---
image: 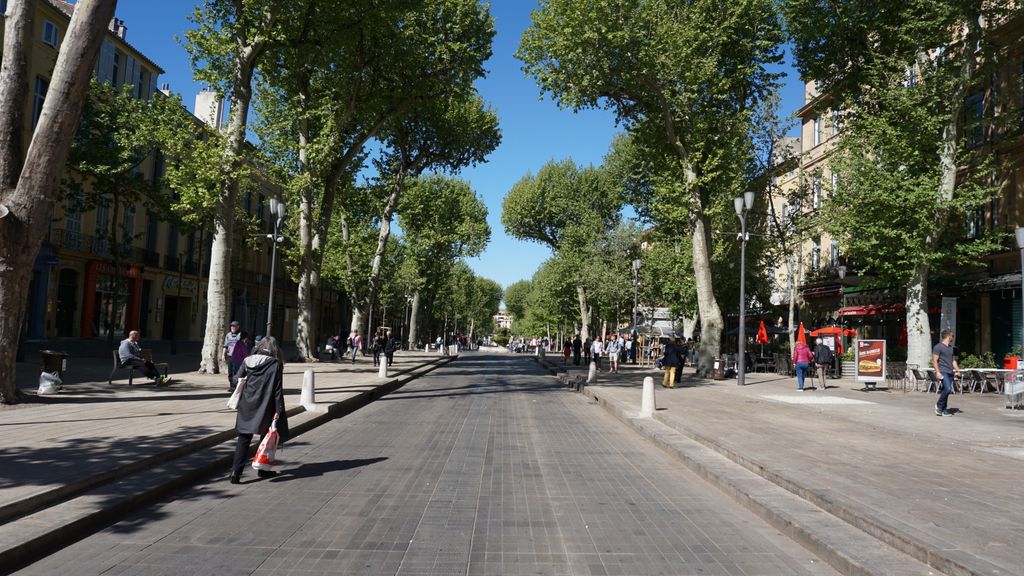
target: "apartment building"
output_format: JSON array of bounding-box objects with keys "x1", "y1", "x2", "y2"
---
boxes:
[
  {"x1": 775, "y1": 13, "x2": 1024, "y2": 358},
  {"x1": 5, "y1": 0, "x2": 342, "y2": 345},
  {"x1": 494, "y1": 309, "x2": 513, "y2": 330}
]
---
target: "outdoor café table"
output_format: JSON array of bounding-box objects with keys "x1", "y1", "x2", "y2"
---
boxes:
[
  {"x1": 935, "y1": 368, "x2": 1017, "y2": 394},
  {"x1": 973, "y1": 368, "x2": 1015, "y2": 394}
]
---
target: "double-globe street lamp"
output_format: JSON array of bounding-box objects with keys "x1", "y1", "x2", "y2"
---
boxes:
[
  {"x1": 264, "y1": 197, "x2": 286, "y2": 337},
  {"x1": 735, "y1": 191, "x2": 754, "y2": 386}
]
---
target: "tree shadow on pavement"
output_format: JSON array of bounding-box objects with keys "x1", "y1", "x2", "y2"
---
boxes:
[
  {"x1": 0, "y1": 424, "x2": 226, "y2": 492},
  {"x1": 269, "y1": 457, "x2": 388, "y2": 482}
]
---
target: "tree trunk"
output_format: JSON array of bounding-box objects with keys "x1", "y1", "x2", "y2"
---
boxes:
[
  {"x1": 108, "y1": 193, "x2": 121, "y2": 350},
  {"x1": 198, "y1": 35, "x2": 262, "y2": 373},
  {"x1": 363, "y1": 170, "x2": 406, "y2": 335},
  {"x1": 576, "y1": 284, "x2": 590, "y2": 341},
  {"x1": 905, "y1": 264, "x2": 931, "y2": 368},
  {"x1": 0, "y1": 0, "x2": 117, "y2": 404},
  {"x1": 349, "y1": 305, "x2": 364, "y2": 338},
  {"x1": 787, "y1": 254, "x2": 797, "y2": 352},
  {"x1": 407, "y1": 290, "x2": 420, "y2": 350},
  {"x1": 295, "y1": 102, "x2": 316, "y2": 362},
  {"x1": 199, "y1": 218, "x2": 233, "y2": 372},
  {"x1": 692, "y1": 212, "x2": 723, "y2": 376}
]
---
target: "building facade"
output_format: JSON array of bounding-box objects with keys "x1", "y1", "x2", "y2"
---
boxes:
[
  {"x1": 774, "y1": 14, "x2": 1024, "y2": 359},
  {"x1": 5, "y1": 0, "x2": 343, "y2": 346}
]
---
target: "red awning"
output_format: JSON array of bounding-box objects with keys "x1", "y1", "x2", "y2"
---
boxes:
[{"x1": 837, "y1": 304, "x2": 906, "y2": 317}]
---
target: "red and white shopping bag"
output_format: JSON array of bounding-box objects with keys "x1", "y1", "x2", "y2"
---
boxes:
[{"x1": 251, "y1": 417, "x2": 280, "y2": 470}]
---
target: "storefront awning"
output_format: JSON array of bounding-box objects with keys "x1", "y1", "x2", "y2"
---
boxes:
[
  {"x1": 958, "y1": 273, "x2": 1022, "y2": 292},
  {"x1": 837, "y1": 304, "x2": 906, "y2": 316}
]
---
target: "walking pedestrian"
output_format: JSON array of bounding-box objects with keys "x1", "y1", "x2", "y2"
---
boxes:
[
  {"x1": 229, "y1": 336, "x2": 290, "y2": 484},
  {"x1": 562, "y1": 339, "x2": 572, "y2": 364},
  {"x1": 385, "y1": 329, "x2": 397, "y2": 367},
  {"x1": 590, "y1": 336, "x2": 604, "y2": 371},
  {"x1": 572, "y1": 335, "x2": 582, "y2": 366},
  {"x1": 347, "y1": 332, "x2": 359, "y2": 364},
  {"x1": 223, "y1": 320, "x2": 243, "y2": 387},
  {"x1": 228, "y1": 331, "x2": 251, "y2": 391},
  {"x1": 583, "y1": 337, "x2": 592, "y2": 365},
  {"x1": 813, "y1": 337, "x2": 833, "y2": 390},
  {"x1": 662, "y1": 337, "x2": 680, "y2": 388},
  {"x1": 606, "y1": 336, "x2": 622, "y2": 373},
  {"x1": 792, "y1": 339, "x2": 813, "y2": 391},
  {"x1": 932, "y1": 330, "x2": 959, "y2": 416}
]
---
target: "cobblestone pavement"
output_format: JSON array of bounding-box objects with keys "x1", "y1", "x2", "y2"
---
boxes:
[
  {"x1": 553, "y1": 358, "x2": 1024, "y2": 576},
  {"x1": 14, "y1": 354, "x2": 837, "y2": 576}
]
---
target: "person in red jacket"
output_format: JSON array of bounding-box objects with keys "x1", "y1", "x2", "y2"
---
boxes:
[{"x1": 792, "y1": 340, "x2": 813, "y2": 391}]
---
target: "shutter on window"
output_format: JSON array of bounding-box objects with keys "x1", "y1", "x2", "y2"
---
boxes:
[{"x1": 97, "y1": 40, "x2": 114, "y2": 84}]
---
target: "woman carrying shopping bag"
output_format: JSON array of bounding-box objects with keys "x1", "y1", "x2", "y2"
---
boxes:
[{"x1": 229, "y1": 336, "x2": 290, "y2": 484}]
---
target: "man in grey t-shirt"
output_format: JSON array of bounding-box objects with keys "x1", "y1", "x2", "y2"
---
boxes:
[{"x1": 931, "y1": 329, "x2": 959, "y2": 417}]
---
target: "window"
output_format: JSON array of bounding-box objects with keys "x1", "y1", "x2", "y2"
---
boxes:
[
  {"x1": 112, "y1": 52, "x2": 120, "y2": 87},
  {"x1": 904, "y1": 63, "x2": 917, "y2": 87},
  {"x1": 31, "y1": 76, "x2": 48, "y2": 128},
  {"x1": 152, "y1": 150, "x2": 165, "y2": 184},
  {"x1": 813, "y1": 116, "x2": 822, "y2": 146},
  {"x1": 812, "y1": 173, "x2": 823, "y2": 209},
  {"x1": 964, "y1": 92, "x2": 985, "y2": 148},
  {"x1": 65, "y1": 186, "x2": 83, "y2": 250},
  {"x1": 146, "y1": 215, "x2": 158, "y2": 254},
  {"x1": 118, "y1": 202, "x2": 136, "y2": 254},
  {"x1": 94, "y1": 201, "x2": 110, "y2": 256},
  {"x1": 244, "y1": 191, "x2": 253, "y2": 214},
  {"x1": 831, "y1": 109, "x2": 842, "y2": 136},
  {"x1": 830, "y1": 241, "x2": 839, "y2": 266},
  {"x1": 966, "y1": 207, "x2": 984, "y2": 239},
  {"x1": 812, "y1": 238, "x2": 821, "y2": 270},
  {"x1": 42, "y1": 20, "x2": 58, "y2": 47},
  {"x1": 830, "y1": 171, "x2": 839, "y2": 196}
]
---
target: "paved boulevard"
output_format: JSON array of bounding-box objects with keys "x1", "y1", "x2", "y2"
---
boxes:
[{"x1": 16, "y1": 354, "x2": 836, "y2": 576}]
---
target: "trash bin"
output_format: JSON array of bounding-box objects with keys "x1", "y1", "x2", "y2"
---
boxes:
[
  {"x1": 41, "y1": 350, "x2": 70, "y2": 380},
  {"x1": 711, "y1": 358, "x2": 726, "y2": 380}
]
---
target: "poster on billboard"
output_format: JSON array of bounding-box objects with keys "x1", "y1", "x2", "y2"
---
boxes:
[{"x1": 856, "y1": 339, "x2": 886, "y2": 384}]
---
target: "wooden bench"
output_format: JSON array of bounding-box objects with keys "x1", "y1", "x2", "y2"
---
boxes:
[{"x1": 109, "y1": 349, "x2": 169, "y2": 385}]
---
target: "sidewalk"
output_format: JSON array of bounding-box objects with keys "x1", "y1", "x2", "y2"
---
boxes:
[
  {"x1": 0, "y1": 349, "x2": 455, "y2": 570},
  {"x1": 540, "y1": 356, "x2": 1024, "y2": 576}
]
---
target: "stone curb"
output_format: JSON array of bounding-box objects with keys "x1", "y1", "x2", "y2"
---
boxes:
[
  {"x1": 533, "y1": 357, "x2": 945, "y2": 576},
  {"x1": 0, "y1": 355, "x2": 456, "y2": 572}
]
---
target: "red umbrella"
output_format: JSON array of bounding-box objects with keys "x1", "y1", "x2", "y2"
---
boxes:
[
  {"x1": 756, "y1": 320, "x2": 769, "y2": 345},
  {"x1": 797, "y1": 322, "x2": 807, "y2": 345},
  {"x1": 810, "y1": 326, "x2": 857, "y2": 337}
]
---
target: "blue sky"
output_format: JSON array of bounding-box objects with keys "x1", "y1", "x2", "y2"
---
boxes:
[{"x1": 115, "y1": 2, "x2": 805, "y2": 289}]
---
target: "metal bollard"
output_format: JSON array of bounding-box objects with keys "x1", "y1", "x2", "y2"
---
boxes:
[
  {"x1": 588, "y1": 361, "x2": 597, "y2": 384},
  {"x1": 301, "y1": 369, "x2": 327, "y2": 413},
  {"x1": 639, "y1": 376, "x2": 656, "y2": 417},
  {"x1": 378, "y1": 360, "x2": 388, "y2": 378}
]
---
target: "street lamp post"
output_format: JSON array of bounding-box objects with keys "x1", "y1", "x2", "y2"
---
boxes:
[
  {"x1": 265, "y1": 197, "x2": 286, "y2": 338},
  {"x1": 1016, "y1": 227, "x2": 1024, "y2": 354},
  {"x1": 837, "y1": 265, "x2": 848, "y2": 372},
  {"x1": 735, "y1": 191, "x2": 754, "y2": 386},
  {"x1": 631, "y1": 258, "x2": 641, "y2": 329}
]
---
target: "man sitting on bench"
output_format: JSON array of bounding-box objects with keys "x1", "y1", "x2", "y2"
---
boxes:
[{"x1": 118, "y1": 330, "x2": 168, "y2": 385}]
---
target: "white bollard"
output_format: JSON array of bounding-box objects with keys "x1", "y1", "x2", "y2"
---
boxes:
[
  {"x1": 587, "y1": 361, "x2": 597, "y2": 384},
  {"x1": 301, "y1": 369, "x2": 327, "y2": 413},
  {"x1": 639, "y1": 376, "x2": 656, "y2": 418},
  {"x1": 378, "y1": 360, "x2": 388, "y2": 378}
]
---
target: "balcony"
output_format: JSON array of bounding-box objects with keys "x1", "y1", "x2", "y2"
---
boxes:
[{"x1": 163, "y1": 254, "x2": 179, "y2": 271}]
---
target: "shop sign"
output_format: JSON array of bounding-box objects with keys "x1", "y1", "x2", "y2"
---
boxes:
[
  {"x1": 92, "y1": 260, "x2": 142, "y2": 278},
  {"x1": 856, "y1": 339, "x2": 886, "y2": 382},
  {"x1": 164, "y1": 275, "x2": 197, "y2": 294}
]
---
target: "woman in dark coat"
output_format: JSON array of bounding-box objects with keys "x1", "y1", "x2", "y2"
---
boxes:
[{"x1": 230, "y1": 336, "x2": 290, "y2": 483}]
